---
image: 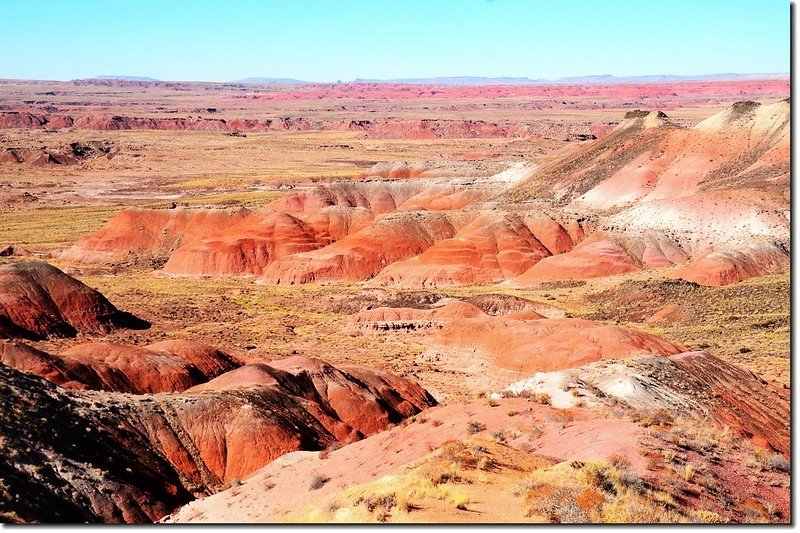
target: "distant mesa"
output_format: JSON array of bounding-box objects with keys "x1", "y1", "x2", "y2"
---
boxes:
[
  {"x1": 92, "y1": 75, "x2": 159, "y2": 82},
  {"x1": 231, "y1": 77, "x2": 308, "y2": 84},
  {"x1": 73, "y1": 72, "x2": 788, "y2": 86}
]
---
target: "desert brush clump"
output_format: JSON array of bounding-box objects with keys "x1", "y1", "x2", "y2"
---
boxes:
[
  {"x1": 519, "y1": 460, "x2": 690, "y2": 523},
  {"x1": 310, "y1": 474, "x2": 330, "y2": 490},
  {"x1": 467, "y1": 421, "x2": 486, "y2": 434},
  {"x1": 751, "y1": 447, "x2": 790, "y2": 473},
  {"x1": 449, "y1": 490, "x2": 470, "y2": 510}
]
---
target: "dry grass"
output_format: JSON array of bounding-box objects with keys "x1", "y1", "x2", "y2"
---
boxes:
[
  {"x1": 0, "y1": 205, "x2": 124, "y2": 251},
  {"x1": 520, "y1": 460, "x2": 689, "y2": 524},
  {"x1": 290, "y1": 438, "x2": 551, "y2": 523}
]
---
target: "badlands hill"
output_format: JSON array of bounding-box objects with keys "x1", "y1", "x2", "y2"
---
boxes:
[
  {"x1": 164, "y1": 349, "x2": 788, "y2": 523},
  {"x1": 0, "y1": 261, "x2": 148, "y2": 340},
  {"x1": 60, "y1": 100, "x2": 789, "y2": 289},
  {"x1": 0, "y1": 354, "x2": 435, "y2": 523}
]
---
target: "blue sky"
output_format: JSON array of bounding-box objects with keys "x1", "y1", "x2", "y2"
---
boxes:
[{"x1": 0, "y1": 0, "x2": 789, "y2": 81}]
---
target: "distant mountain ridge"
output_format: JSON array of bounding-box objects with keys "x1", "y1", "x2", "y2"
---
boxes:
[
  {"x1": 232, "y1": 77, "x2": 307, "y2": 84},
  {"x1": 79, "y1": 73, "x2": 788, "y2": 86},
  {"x1": 94, "y1": 75, "x2": 160, "y2": 82}
]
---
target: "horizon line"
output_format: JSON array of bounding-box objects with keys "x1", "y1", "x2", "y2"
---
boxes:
[{"x1": 0, "y1": 72, "x2": 789, "y2": 86}]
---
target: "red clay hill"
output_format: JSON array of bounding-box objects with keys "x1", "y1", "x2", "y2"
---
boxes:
[
  {"x1": 0, "y1": 354, "x2": 436, "y2": 523},
  {"x1": 59, "y1": 101, "x2": 789, "y2": 288},
  {"x1": 0, "y1": 260, "x2": 148, "y2": 340}
]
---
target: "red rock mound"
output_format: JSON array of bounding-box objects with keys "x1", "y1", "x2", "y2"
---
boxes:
[
  {"x1": 509, "y1": 100, "x2": 789, "y2": 207},
  {"x1": 141, "y1": 356, "x2": 436, "y2": 484},
  {"x1": 510, "y1": 234, "x2": 639, "y2": 286},
  {"x1": 0, "y1": 244, "x2": 32, "y2": 256},
  {"x1": 57, "y1": 340, "x2": 239, "y2": 394},
  {"x1": 144, "y1": 339, "x2": 240, "y2": 377},
  {"x1": 0, "y1": 340, "x2": 89, "y2": 390},
  {"x1": 0, "y1": 363, "x2": 196, "y2": 523},
  {"x1": 60, "y1": 209, "x2": 250, "y2": 264},
  {"x1": 463, "y1": 293, "x2": 560, "y2": 317},
  {"x1": 506, "y1": 309, "x2": 547, "y2": 320},
  {"x1": 261, "y1": 211, "x2": 463, "y2": 284},
  {"x1": 351, "y1": 301, "x2": 485, "y2": 332},
  {"x1": 161, "y1": 211, "x2": 323, "y2": 276},
  {"x1": 161, "y1": 207, "x2": 376, "y2": 277},
  {"x1": 499, "y1": 101, "x2": 789, "y2": 287},
  {"x1": 163, "y1": 397, "x2": 653, "y2": 523},
  {"x1": 268, "y1": 180, "x2": 484, "y2": 215},
  {"x1": 0, "y1": 356, "x2": 435, "y2": 523},
  {"x1": 372, "y1": 212, "x2": 582, "y2": 286},
  {"x1": 670, "y1": 351, "x2": 789, "y2": 456},
  {"x1": 0, "y1": 339, "x2": 237, "y2": 394},
  {"x1": 270, "y1": 355, "x2": 436, "y2": 436},
  {"x1": 353, "y1": 161, "x2": 428, "y2": 180},
  {"x1": 424, "y1": 316, "x2": 684, "y2": 375},
  {"x1": 669, "y1": 247, "x2": 789, "y2": 286},
  {"x1": 644, "y1": 303, "x2": 688, "y2": 324},
  {"x1": 62, "y1": 205, "x2": 377, "y2": 277},
  {"x1": 0, "y1": 260, "x2": 148, "y2": 340}
]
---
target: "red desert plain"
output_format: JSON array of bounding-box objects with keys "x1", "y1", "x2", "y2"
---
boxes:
[{"x1": 0, "y1": 74, "x2": 790, "y2": 523}]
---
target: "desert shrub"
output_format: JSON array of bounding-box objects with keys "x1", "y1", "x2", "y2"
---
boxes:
[
  {"x1": 310, "y1": 474, "x2": 330, "y2": 490},
  {"x1": 578, "y1": 462, "x2": 614, "y2": 493},
  {"x1": 477, "y1": 456, "x2": 493, "y2": 471},
  {"x1": 324, "y1": 500, "x2": 340, "y2": 513},
  {"x1": 440, "y1": 441, "x2": 477, "y2": 469},
  {"x1": 576, "y1": 487, "x2": 605, "y2": 514},
  {"x1": 529, "y1": 487, "x2": 589, "y2": 523},
  {"x1": 609, "y1": 454, "x2": 631, "y2": 470},
  {"x1": 450, "y1": 490, "x2": 470, "y2": 510},
  {"x1": 683, "y1": 464, "x2": 696, "y2": 482},
  {"x1": 363, "y1": 493, "x2": 396, "y2": 513},
  {"x1": 467, "y1": 421, "x2": 486, "y2": 434},
  {"x1": 419, "y1": 461, "x2": 463, "y2": 486},
  {"x1": 514, "y1": 479, "x2": 541, "y2": 497},
  {"x1": 661, "y1": 449, "x2": 677, "y2": 463},
  {"x1": 645, "y1": 455, "x2": 662, "y2": 471},
  {"x1": 693, "y1": 509, "x2": 724, "y2": 523},
  {"x1": 471, "y1": 444, "x2": 489, "y2": 455},
  {"x1": 221, "y1": 478, "x2": 242, "y2": 490},
  {"x1": 578, "y1": 461, "x2": 643, "y2": 496},
  {"x1": 491, "y1": 430, "x2": 507, "y2": 444},
  {"x1": 754, "y1": 449, "x2": 790, "y2": 473},
  {"x1": 533, "y1": 392, "x2": 552, "y2": 405},
  {"x1": 396, "y1": 491, "x2": 415, "y2": 512}
]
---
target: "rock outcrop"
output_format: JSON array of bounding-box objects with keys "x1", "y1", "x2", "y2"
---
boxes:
[
  {"x1": 421, "y1": 316, "x2": 685, "y2": 380},
  {"x1": 0, "y1": 261, "x2": 148, "y2": 340},
  {"x1": 351, "y1": 301, "x2": 486, "y2": 332},
  {"x1": 0, "y1": 356, "x2": 436, "y2": 523}
]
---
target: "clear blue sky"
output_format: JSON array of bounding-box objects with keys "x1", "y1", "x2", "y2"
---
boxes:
[{"x1": 0, "y1": 0, "x2": 789, "y2": 82}]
